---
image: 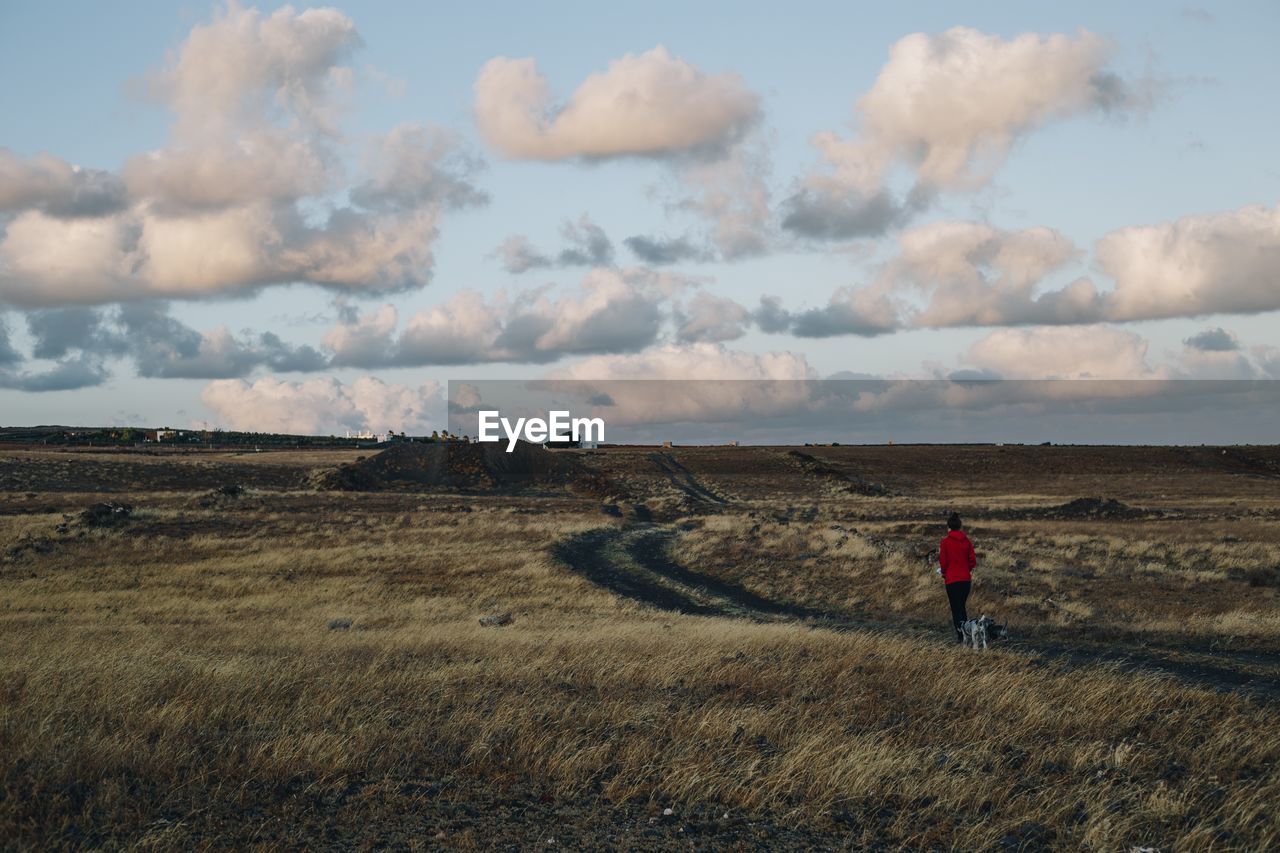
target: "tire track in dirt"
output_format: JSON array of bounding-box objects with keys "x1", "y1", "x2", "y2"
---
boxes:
[
  {"x1": 554, "y1": 524, "x2": 1280, "y2": 702},
  {"x1": 648, "y1": 453, "x2": 728, "y2": 506},
  {"x1": 553, "y1": 527, "x2": 723, "y2": 616}
]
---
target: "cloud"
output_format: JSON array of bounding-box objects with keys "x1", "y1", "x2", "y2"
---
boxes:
[
  {"x1": 623, "y1": 137, "x2": 778, "y2": 263},
  {"x1": 853, "y1": 27, "x2": 1143, "y2": 190},
  {"x1": 122, "y1": 2, "x2": 360, "y2": 212},
  {"x1": 623, "y1": 234, "x2": 712, "y2": 265},
  {"x1": 960, "y1": 325, "x2": 1153, "y2": 379},
  {"x1": 474, "y1": 46, "x2": 760, "y2": 161},
  {"x1": 0, "y1": 355, "x2": 111, "y2": 393},
  {"x1": 673, "y1": 292, "x2": 750, "y2": 343},
  {"x1": 784, "y1": 27, "x2": 1148, "y2": 240},
  {"x1": 458, "y1": 370, "x2": 1280, "y2": 444},
  {"x1": 759, "y1": 202, "x2": 1280, "y2": 337},
  {"x1": 450, "y1": 327, "x2": 1280, "y2": 442},
  {"x1": 201, "y1": 375, "x2": 443, "y2": 434},
  {"x1": 779, "y1": 186, "x2": 913, "y2": 241},
  {"x1": 891, "y1": 221, "x2": 1083, "y2": 326},
  {"x1": 0, "y1": 315, "x2": 24, "y2": 366},
  {"x1": 865, "y1": 204, "x2": 1280, "y2": 330},
  {"x1": 752, "y1": 296, "x2": 793, "y2": 333},
  {"x1": 325, "y1": 268, "x2": 675, "y2": 367},
  {"x1": 0, "y1": 149, "x2": 128, "y2": 218},
  {"x1": 539, "y1": 343, "x2": 817, "y2": 429},
  {"x1": 1095, "y1": 204, "x2": 1280, "y2": 320},
  {"x1": 494, "y1": 215, "x2": 614, "y2": 273},
  {"x1": 349, "y1": 124, "x2": 489, "y2": 213},
  {"x1": 671, "y1": 143, "x2": 775, "y2": 259},
  {"x1": 118, "y1": 304, "x2": 327, "y2": 378},
  {"x1": 0, "y1": 313, "x2": 111, "y2": 392},
  {"x1": 1184, "y1": 327, "x2": 1239, "y2": 352},
  {"x1": 1171, "y1": 326, "x2": 1275, "y2": 379},
  {"x1": 1251, "y1": 346, "x2": 1280, "y2": 379},
  {"x1": 779, "y1": 287, "x2": 902, "y2": 338},
  {"x1": 25, "y1": 306, "x2": 128, "y2": 361},
  {"x1": 956, "y1": 323, "x2": 1280, "y2": 382},
  {"x1": 18, "y1": 303, "x2": 325, "y2": 382},
  {"x1": 552, "y1": 341, "x2": 813, "y2": 381},
  {"x1": 0, "y1": 5, "x2": 485, "y2": 307}
]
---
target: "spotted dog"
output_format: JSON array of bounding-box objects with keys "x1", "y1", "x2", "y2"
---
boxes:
[{"x1": 959, "y1": 615, "x2": 1007, "y2": 650}]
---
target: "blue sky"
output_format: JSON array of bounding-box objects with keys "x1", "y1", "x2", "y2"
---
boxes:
[{"x1": 0, "y1": 1, "x2": 1277, "y2": 434}]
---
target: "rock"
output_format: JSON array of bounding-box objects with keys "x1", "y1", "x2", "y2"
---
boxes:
[
  {"x1": 327, "y1": 618, "x2": 352, "y2": 630},
  {"x1": 80, "y1": 502, "x2": 133, "y2": 527},
  {"x1": 479, "y1": 612, "x2": 514, "y2": 627},
  {"x1": 663, "y1": 807, "x2": 675, "y2": 817}
]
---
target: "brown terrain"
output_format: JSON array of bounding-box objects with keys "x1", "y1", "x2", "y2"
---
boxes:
[{"x1": 2, "y1": 441, "x2": 1278, "y2": 849}]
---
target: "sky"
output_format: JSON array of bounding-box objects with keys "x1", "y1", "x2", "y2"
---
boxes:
[{"x1": 0, "y1": 1, "x2": 1277, "y2": 438}]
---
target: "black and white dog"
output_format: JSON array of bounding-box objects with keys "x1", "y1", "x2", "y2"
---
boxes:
[{"x1": 959, "y1": 615, "x2": 1008, "y2": 650}]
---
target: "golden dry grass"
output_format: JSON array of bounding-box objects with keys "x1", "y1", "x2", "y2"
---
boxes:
[{"x1": 2, "y1": 446, "x2": 1279, "y2": 849}]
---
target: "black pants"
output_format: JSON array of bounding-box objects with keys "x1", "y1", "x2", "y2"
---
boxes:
[{"x1": 945, "y1": 581, "x2": 971, "y2": 639}]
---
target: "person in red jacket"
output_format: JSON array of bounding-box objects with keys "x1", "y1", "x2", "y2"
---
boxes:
[{"x1": 938, "y1": 512, "x2": 977, "y2": 643}]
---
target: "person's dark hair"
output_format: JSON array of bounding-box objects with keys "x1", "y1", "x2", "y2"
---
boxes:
[{"x1": 947, "y1": 512, "x2": 963, "y2": 531}]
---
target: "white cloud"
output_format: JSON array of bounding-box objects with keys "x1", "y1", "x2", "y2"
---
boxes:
[
  {"x1": 474, "y1": 46, "x2": 760, "y2": 160},
  {"x1": 123, "y1": 127, "x2": 333, "y2": 213},
  {"x1": 0, "y1": 5, "x2": 484, "y2": 307},
  {"x1": 536, "y1": 343, "x2": 816, "y2": 429},
  {"x1": 124, "y1": 3, "x2": 359, "y2": 211},
  {"x1": 553, "y1": 341, "x2": 813, "y2": 381},
  {"x1": 961, "y1": 325, "x2": 1152, "y2": 379},
  {"x1": 397, "y1": 291, "x2": 507, "y2": 365},
  {"x1": 894, "y1": 221, "x2": 1082, "y2": 326},
  {"x1": 201, "y1": 375, "x2": 443, "y2": 434},
  {"x1": 784, "y1": 286, "x2": 902, "y2": 338},
  {"x1": 672, "y1": 142, "x2": 774, "y2": 259},
  {"x1": 493, "y1": 215, "x2": 614, "y2": 273},
  {"x1": 1096, "y1": 204, "x2": 1280, "y2": 320},
  {"x1": 852, "y1": 28, "x2": 1137, "y2": 190},
  {"x1": 784, "y1": 27, "x2": 1146, "y2": 239},
  {"x1": 324, "y1": 268, "x2": 675, "y2": 367},
  {"x1": 320, "y1": 303, "x2": 399, "y2": 366},
  {"x1": 0, "y1": 149, "x2": 127, "y2": 217},
  {"x1": 674, "y1": 292, "x2": 751, "y2": 343},
  {"x1": 765, "y1": 202, "x2": 1280, "y2": 335}
]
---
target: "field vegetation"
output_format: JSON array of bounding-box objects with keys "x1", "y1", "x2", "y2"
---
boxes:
[{"x1": 2, "y1": 443, "x2": 1278, "y2": 848}]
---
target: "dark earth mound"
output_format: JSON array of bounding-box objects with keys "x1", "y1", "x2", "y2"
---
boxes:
[
  {"x1": 787, "y1": 450, "x2": 892, "y2": 496},
  {"x1": 1001, "y1": 496, "x2": 1154, "y2": 521},
  {"x1": 312, "y1": 441, "x2": 620, "y2": 497},
  {"x1": 80, "y1": 501, "x2": 134, "y2": 527}
]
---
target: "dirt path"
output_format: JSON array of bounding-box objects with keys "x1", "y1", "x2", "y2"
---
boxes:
[
  {"x1": 554, "y1": 523, "x2": 1280, "y2": 702},
  {"x1": 648, "y1": 453, "x2": 728, "y2": 505},
  {"x1": 556, "y1": 525, "x2": 828, "y2": 620}
]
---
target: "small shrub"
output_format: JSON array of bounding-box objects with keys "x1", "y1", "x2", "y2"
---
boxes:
[{"x1": 1243, "y1": 565, "x2": 1280, "y2": 588}]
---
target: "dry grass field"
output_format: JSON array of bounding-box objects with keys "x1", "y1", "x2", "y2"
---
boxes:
[{"x1": 2, "y1": 443, "x2": 1278, "y2": 849}]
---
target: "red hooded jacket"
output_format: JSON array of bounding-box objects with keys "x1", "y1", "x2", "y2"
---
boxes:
[{"x1": 939, "y1": 530, "x2": 976, "y2": 584}]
